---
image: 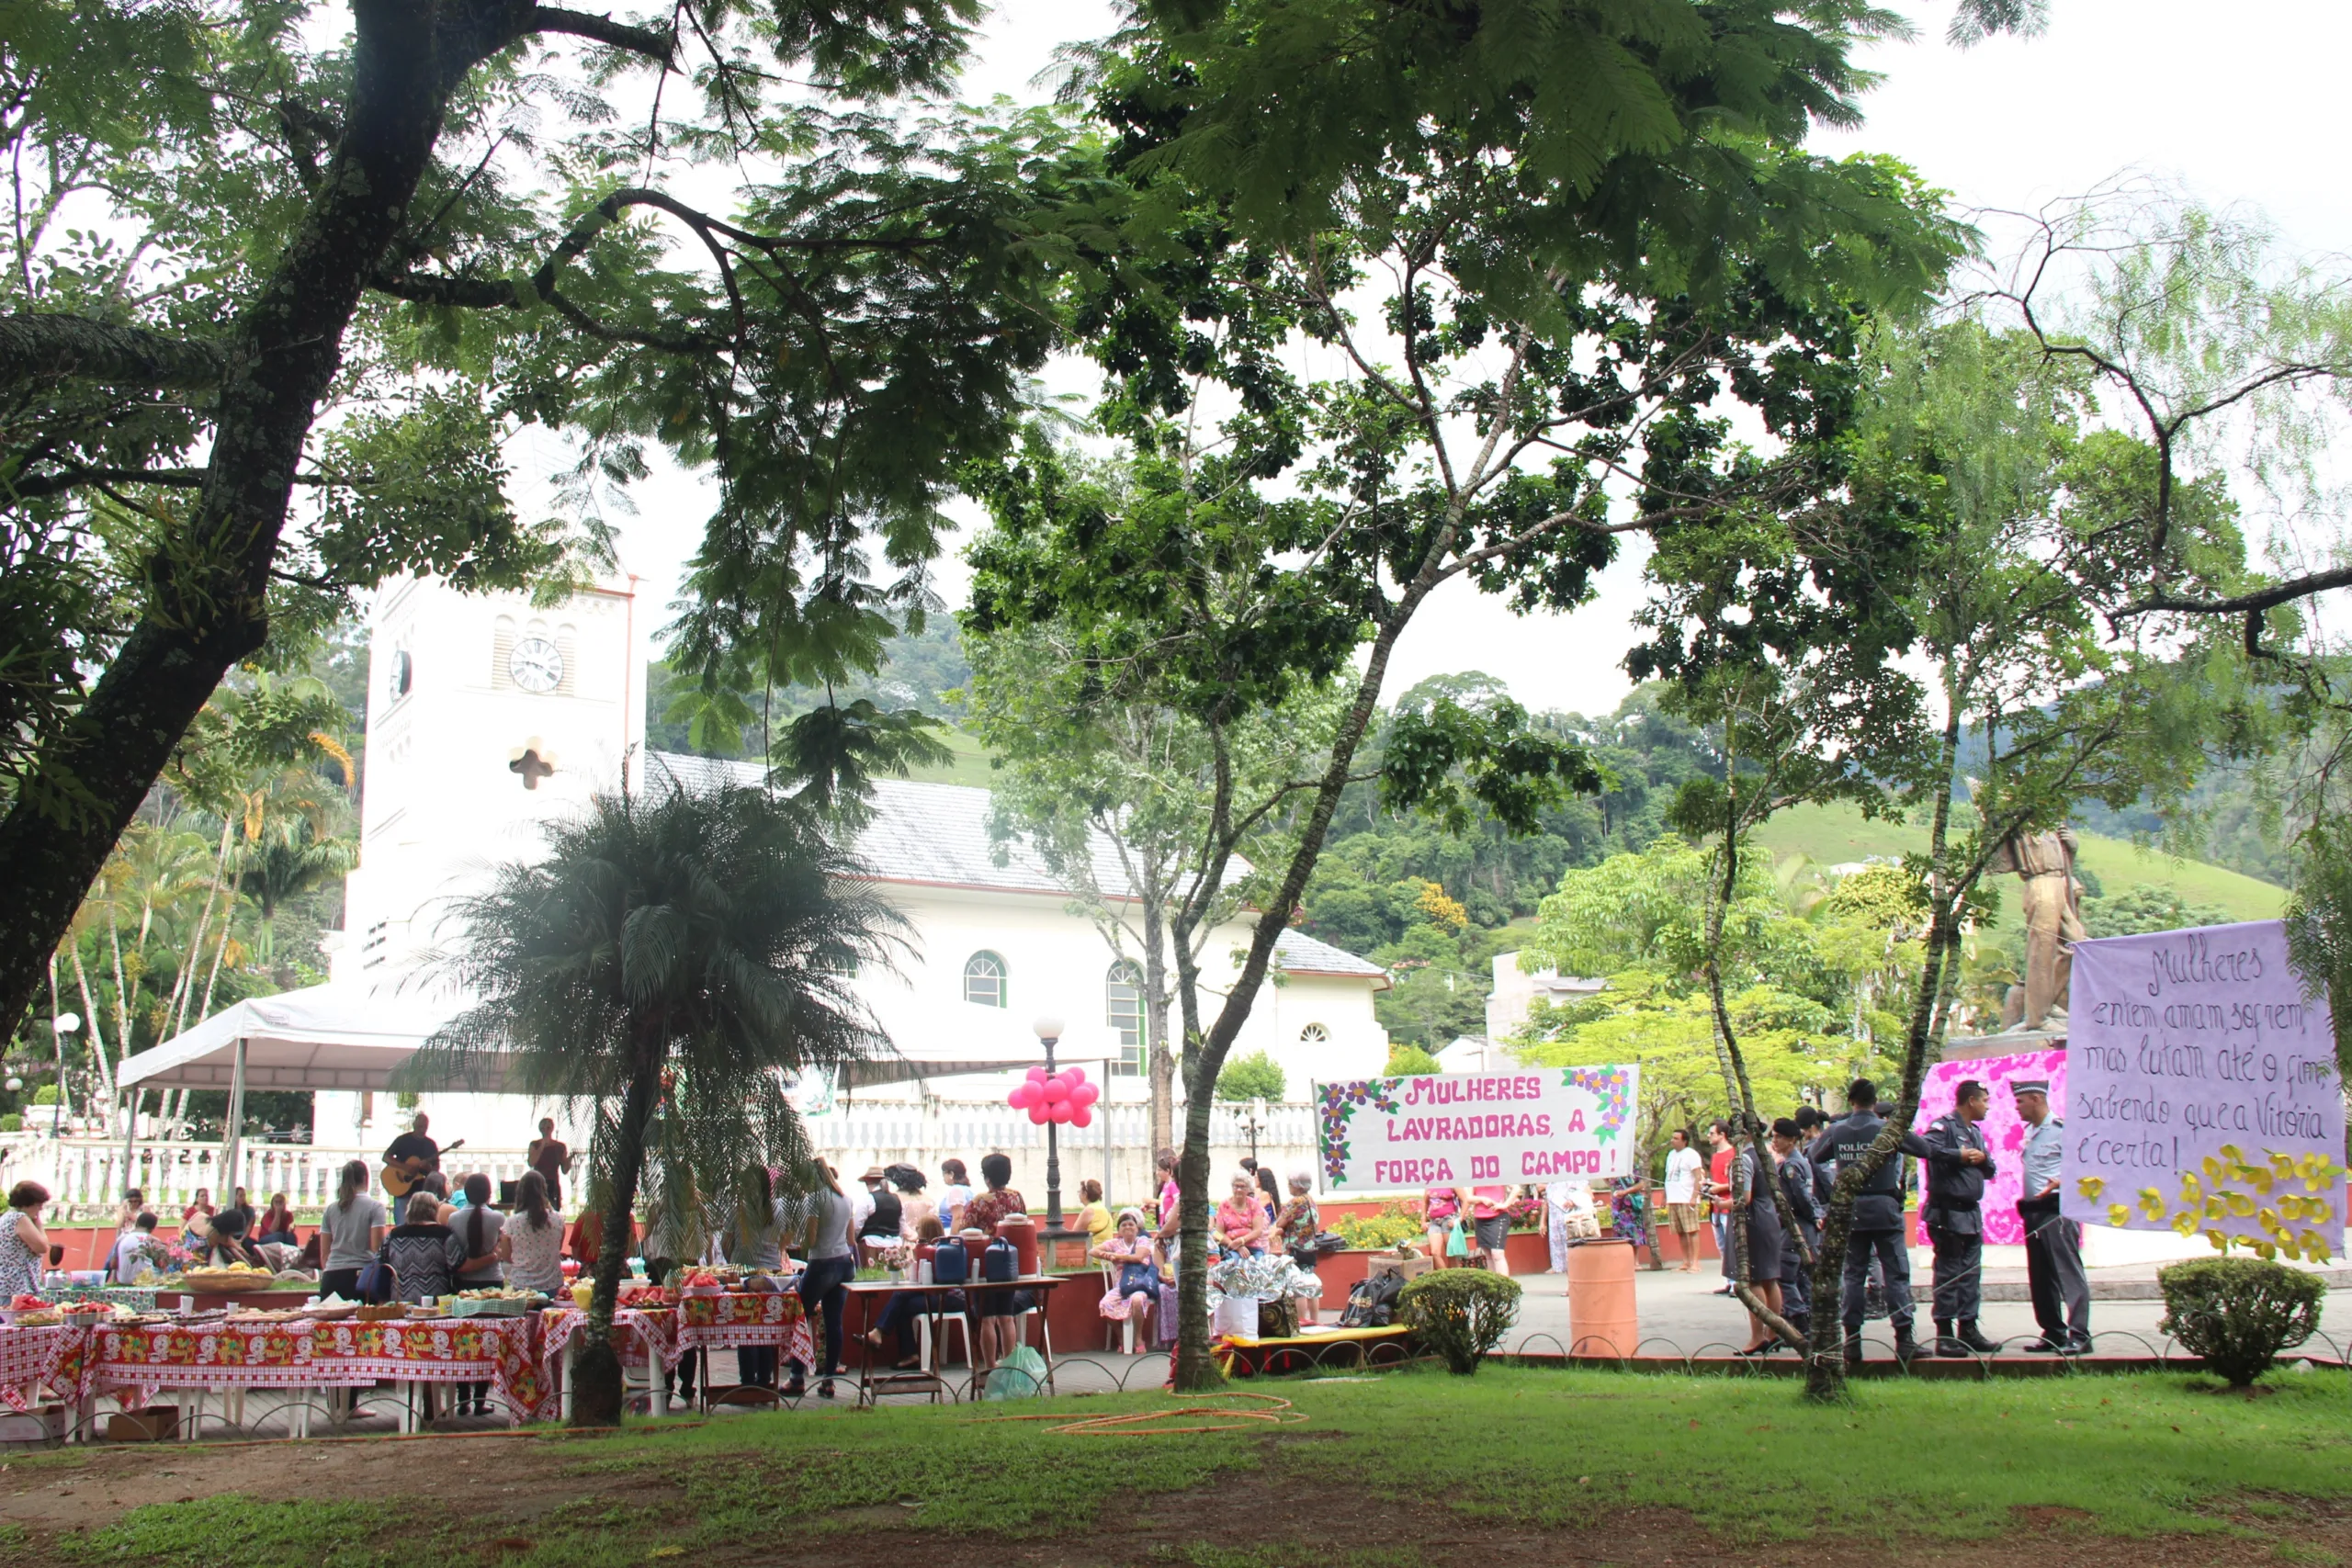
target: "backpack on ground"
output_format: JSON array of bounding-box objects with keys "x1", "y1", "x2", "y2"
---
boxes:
[{"x1": 1339, "y1": 1269, "x2": 1405, "y2": 1328}]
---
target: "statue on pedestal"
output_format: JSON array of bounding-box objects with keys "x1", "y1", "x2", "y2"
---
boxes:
[{"x1": 1993, "y1": 827, "x2": 2085, "y2": 1032}]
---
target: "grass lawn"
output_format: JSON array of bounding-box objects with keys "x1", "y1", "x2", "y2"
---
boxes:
[
  {"x1": 15, "y1": 1367, "x2": 2352, "y2": 1568},
  {"x1": 1752, "y1": 801, "x2": 2287, "y2": 926}
]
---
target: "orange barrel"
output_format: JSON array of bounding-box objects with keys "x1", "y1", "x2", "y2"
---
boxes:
[
  {"x1": 1566, "y1": 1238, "x2": 1638, "y2": 1358},
  {"x1": 996, "y1": 1213, "x2": 1039, "y2": 1276}
]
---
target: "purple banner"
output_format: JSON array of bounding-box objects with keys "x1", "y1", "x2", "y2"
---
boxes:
[
  {"x1": 2063, "y1": 919, "x2": 2345, "y2": 1261},
  {"x1": 1912, "y1": 1048, "x2": 2066, "y2": 1245}
]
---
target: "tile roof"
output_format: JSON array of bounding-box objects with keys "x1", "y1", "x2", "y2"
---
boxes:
[{"x1": 644, "y1": 751, "x2": 1385, "y2": 982}]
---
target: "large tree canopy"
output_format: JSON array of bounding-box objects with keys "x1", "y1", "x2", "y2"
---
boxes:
[
  {"x1": 967, "y1": 0, "x2": 1968, "y2": 1388},
  {"x1": 0, "y1": 0, "x2": 1104, "y2": 1033}
]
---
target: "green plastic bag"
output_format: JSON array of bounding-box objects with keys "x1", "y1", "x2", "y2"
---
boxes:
[
  {"x1": 983, "y1": 1344, "x2": 1050, "y2": 1401},
  {"x1": 1446, "y1": 1218, "x2": 1470, "y2": 1258}
]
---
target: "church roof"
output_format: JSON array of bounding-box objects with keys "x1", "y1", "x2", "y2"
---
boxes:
[{"x1": 643, "y1": 750, "x2": 1385, "y2": 982}]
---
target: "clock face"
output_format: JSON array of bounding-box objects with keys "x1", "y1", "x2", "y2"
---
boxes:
[
  {"x1": 388, "y1": 649, "x2": 413, "y2": 701},
  {"x1": 509, "y1": 637, "x2": 564, "y2": 694}
]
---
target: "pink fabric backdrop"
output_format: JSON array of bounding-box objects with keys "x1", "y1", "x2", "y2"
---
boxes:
[{"x1": 1911, "y1": 1048, "x2": 2067, "y2": 1245}]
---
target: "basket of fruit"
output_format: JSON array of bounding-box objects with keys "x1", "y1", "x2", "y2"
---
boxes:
[{"x1": 182, "y1": 1263, "x2": 276, "y2": 1292}]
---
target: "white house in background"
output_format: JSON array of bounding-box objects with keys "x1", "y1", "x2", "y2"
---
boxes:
[
  {"x1": 1484, "y1": 951, "x2": 1605, "y2": 1045},
  {"x1": 318, "y1": 573, "x2": 1390, "y2": 1153},
  {"x1": 1435, "y1": 1034, "x2": 1512, "y2": 1074}
]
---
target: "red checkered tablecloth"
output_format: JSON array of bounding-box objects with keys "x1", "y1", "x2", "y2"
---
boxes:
[
  {"x1": 0, "y1": 1324, "x2": 93, "y2": 1412},
  {"x1": 88, "y1": 1316, "x2": 556, "y2": 1423},
  {"x1": 677, "y1": 1290, "x2": 809, "y2": 1359},
  {"x1": 538, "y1": 1305, "x2": 680, "y2": 1368},
  {"x1": 542, "y1": 1293, "x2": 810, "y2": 1371}
]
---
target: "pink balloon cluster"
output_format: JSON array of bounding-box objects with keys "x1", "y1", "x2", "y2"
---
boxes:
[{"x1": 1008, "y1": 1064, "x2": 1100, "y2": 1128}]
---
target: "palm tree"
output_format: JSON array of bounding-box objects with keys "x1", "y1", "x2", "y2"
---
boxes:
[
  {"x1": 234, "y1": 800, "x2": 357, "y2": 964},
  {"x1": 406, "y1": 773, "x2": 903, "y2": 1425}
]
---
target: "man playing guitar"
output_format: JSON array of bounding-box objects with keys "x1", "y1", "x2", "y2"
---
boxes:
[{"x1": 381, "y1": 1113, "x2": 462, "y2": 1221}]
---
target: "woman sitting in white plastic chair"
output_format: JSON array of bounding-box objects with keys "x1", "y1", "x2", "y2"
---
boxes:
[{"x1": 1091, "y1": 1209, "x2": 1160, "y2": 1347}]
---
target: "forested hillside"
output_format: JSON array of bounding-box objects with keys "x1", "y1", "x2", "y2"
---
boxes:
[{"x1": 639, "y1": 642, "x2": 2281, "y2": 1055}]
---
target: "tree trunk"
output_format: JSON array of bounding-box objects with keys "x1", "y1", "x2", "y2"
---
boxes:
[
  {"x1": 70, "y1": 944, "x2": 115, "y2": 1109},
  {"x1": 573, "y1": 1048, "x2": 665, "y2": 1426},
  {"x1": 1143, "y1": 897, "x2": 1175, "y2": 1156},
  {"x1": 1162, "y1": 607, "x2": 1419, "y2": 1388},
  {"x1": 1170, "y1": 1051, "x2": 1224, "y2": 1392},
  {"x1": 0, "y1": 0, "x2": 508, "y2": 1039},
  {"x1": 1802, "y1": 707, "x2": 1966, "y2": 1401},
  {"x1": 168, "y1": 820, "x2": 235, "y2": 1040}
]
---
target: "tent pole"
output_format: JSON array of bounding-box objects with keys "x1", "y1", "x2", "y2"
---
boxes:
[
  {"x1": 120, "y1": 1088, "x2": 137, "y2": 1209},
  {"x1": 221, "y1": 1040, "x2": 248, "y2": 1207}
]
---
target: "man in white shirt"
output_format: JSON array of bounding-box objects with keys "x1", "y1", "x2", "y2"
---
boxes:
[
  {"x1": 1661, "y1": 1128, "x2": 1705, "y2": 1272},
  {"x1": 2012, "y1": 1078, "x2": 2090, "y2": 1353},
  {"x1": 107, "y1": 1213, "x2": 162, "y2": 1284}
]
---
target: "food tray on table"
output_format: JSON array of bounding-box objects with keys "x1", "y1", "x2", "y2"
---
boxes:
[
  {"x1": 447, "y1": 1295, "x2": 538, "y2": 1318},
  {"x1": 180, "y1": 1268, "x2": 275, "y2": 1292},
  {"x1": 356, "y1": 1303, "x2": 407, "y2": 1322}
]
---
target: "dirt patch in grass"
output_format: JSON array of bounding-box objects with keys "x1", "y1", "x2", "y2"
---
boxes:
[
  {"x1": 6, "y1": 1427, "x2": 2352, "y2": 1568},
  {"x1": 0, "y1": 1429, "x2": 638, "y2": 1529}
]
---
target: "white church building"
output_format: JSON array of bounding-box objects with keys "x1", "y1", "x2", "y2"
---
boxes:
[{"x1": 316, "y1": 572, "x2": 1389, "y2": 1195}]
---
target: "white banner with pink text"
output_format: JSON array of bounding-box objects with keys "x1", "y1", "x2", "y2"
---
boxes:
[{"x1": 1312, "y1": 1066, "x2": 1638, "y2": 1191}]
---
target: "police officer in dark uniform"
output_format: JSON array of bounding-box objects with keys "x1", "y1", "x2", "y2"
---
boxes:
[
  {"x1": 1808, "y1": 1077, "x2": 1932, "y2": 1365},
  {"x1": 1920, "y1": 1077, "x2": 1999, "y2": 1356},
  {"x1": 1770, "y1": 1117, "x2": 1822, "y2": 1337}
]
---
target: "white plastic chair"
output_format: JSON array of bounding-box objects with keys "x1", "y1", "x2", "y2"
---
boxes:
[
  {"x1": 914, "y1": 1305, "x2": 970, "y2": 1371},
  {"x1": 1101, "y1": 1263, "x2": 1136, "y2": 1353}
]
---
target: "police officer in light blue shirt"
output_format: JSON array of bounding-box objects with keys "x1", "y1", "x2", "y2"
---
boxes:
[{"x1": 2012, "y1": 1078, "x2": 2090, "y2": 1353}]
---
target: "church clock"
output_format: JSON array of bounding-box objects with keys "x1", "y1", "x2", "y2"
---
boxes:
[{"x1": 508, "y1": 636, "x2": 564, "y2": 693}]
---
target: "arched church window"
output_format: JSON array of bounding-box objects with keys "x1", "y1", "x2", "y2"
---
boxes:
[
  {"x1": 1298, "y1": 1022, "x2": 1330, "y2": 1043},
  {"x1": 963, "y1": 951, "x2": 1007, "y2": 1009},
  {"x1": 1107, "y1": 961, "x2": 1144, "y2": 1077}
]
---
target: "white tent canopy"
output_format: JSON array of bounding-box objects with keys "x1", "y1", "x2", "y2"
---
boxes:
[{"x1": 119, "y1": 982, "x2": 481, "y2": 1094}]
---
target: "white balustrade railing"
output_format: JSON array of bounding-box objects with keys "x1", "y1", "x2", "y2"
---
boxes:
[{"x1": 0, "y1": 1098, "x2": 1326, "y2": 1221}]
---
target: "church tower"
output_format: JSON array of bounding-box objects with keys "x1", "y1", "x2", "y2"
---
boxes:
[{"x1": 331, "y1": 571, "x2": 649, "y2": 987}]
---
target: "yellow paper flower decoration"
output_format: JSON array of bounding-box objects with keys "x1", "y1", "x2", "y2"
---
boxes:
[
  {"x1": 2076, "y1": 1176, "x2": 2107, "y2": 1201},
  {"x1": 2107, "y1": 1203, "x2": 2132, "y2": 1227}
]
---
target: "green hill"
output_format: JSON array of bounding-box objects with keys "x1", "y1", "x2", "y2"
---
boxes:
[
  {"x1": 1751, "y1": 801, "x2": 2285, "y2": 928},
  {"x1": 904, "y1": 724, "x2": 998, "y2": 788}
]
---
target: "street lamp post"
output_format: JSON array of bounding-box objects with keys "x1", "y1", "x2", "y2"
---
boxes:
[
  {"x1": 1033, "y1": 1013, "x2": 1065, "y2": 1228},
  {"x1": 50, "y1": 1012, "x2": 78, "y2": 1138}
]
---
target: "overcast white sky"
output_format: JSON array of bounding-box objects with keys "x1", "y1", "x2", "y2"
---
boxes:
[{"x1": 587, "y1": 0, "x2": 2352, "y2": 717}]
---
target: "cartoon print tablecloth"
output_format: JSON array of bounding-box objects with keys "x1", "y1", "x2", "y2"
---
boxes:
[{"x1": 85, "y1": 1315, "x2": 555, "y2": 1422}]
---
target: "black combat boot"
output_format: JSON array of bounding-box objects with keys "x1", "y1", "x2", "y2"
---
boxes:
[
  {"x1": 1959, "y1": 1320, "x2": 2000, "y2": 1354},
  {"x1": 1894, "y1": 1325, "x2": 1920, "y2": 1364},
  {"x1": 1930, "y1": 1319, "x2": 1968, "y2": 1358}
]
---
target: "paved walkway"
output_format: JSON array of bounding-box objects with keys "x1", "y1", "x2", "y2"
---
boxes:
[{"x1": 1498, "y1": 1254, "x2": 2352, "y2": 1359}]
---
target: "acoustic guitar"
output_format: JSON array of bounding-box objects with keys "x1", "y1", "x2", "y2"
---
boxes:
[{"x1": 380, "y1": 1138, "x2": 465, "y2": 1198}]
